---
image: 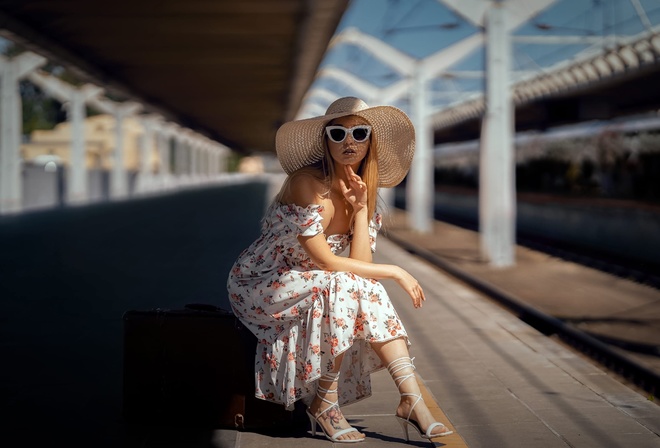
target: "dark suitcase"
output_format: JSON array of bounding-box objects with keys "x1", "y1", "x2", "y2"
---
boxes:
[{"x1": 122, "y1": 304, "x2": 303, "y2": 430}]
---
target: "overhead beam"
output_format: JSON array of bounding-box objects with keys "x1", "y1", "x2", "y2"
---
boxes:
[
  {"x1": 328, "y1": 27, "x2": 417, "y2": 76},
  {"x1": 512, "y1": 35, "x2": 609, "y2": 45}
]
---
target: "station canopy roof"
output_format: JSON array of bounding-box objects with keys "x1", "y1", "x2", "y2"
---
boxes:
[
  {"x1": 0, "y1": 0, "x2": 349, "y2": 153},
  {"x1": 302, "y1": 0, "x2": 660, "y2": 142}
]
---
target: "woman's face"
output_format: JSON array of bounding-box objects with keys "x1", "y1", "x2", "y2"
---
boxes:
[{"x1": 325, "y1": 115, "x2": 371, "y2": 170}]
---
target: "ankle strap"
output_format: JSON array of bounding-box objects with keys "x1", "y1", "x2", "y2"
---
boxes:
[
  {"x1": 317, "y1": 371, "x2": 340, "y2": 395},
  {"x1": 387, "y1": 356, "x2": 416, "y2": 390},
  {"x1": 319, "y1": 371, "x2": 339, "y2": 383},
  {"x1": 317, "y1": 385, "x2": 337, "y2": 394},
  {"x1": 315, "y1": 371, "x2": 341, "y2": 415}
]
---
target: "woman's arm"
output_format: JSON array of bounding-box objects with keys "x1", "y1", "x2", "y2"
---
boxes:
[
  {"x1": 298, "y1": 232, "x2": 426, "y2": 308},
  {"x1": 284, "y1": 169, "x2": 426, "y2": 307},
  {"x1": 341, "y1": 165, "x2": 372, "y2": 262},
  {"x1": 348, "y1": 207, "x2": 372, "y2": 262}
]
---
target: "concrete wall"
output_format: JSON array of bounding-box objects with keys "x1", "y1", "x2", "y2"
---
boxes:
[
  {"x1": 0, "y1": 181, "x2": 268, "y2": 446},
  {"x1": 22, "y1": 167, "x2": 142, "y2": 209}
]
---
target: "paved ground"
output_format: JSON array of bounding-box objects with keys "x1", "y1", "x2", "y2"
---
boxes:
[{"x1": 130, "y1": 233, "x2": 660, "y2": 447}]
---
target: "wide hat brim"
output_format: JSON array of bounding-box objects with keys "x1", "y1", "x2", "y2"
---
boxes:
[{"x1": 275, "y1": 97, "x2": 415, "y2": 188}]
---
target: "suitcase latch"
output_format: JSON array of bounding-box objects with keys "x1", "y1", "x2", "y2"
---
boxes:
[{"x1": 234, "y1": 413, "x2": 245, "y2": 429}]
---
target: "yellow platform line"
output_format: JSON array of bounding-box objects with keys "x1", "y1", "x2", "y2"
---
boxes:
[{"x1": 417, "y1": 376, "x2": 468, "y2": 447}]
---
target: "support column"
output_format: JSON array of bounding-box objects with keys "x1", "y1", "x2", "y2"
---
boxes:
[
  {"x1": 137, "y1": 115, "x2": 157, "y2": 194},
  {"x1": 203, "y1": 145, "x2": 211, "y2": 178},
  {"x1": 182, "y1": 138, "x2": 191, "y2": 182},
  {"x1": 198, "y1": 143, "x2": 207, "y2": 178},
  {"x1": 407, "y1": 63, "x2": 433, "y2": 233},
  {"x1": 27, "y1": 73, "x2": 105, "y2": 205},
  {"x1": 216, "y1": 147, "x2": 224, "y2": 175},
  {"x1": 219, "y1": 146, "x2": 229, "y2": 173},
  {"x1": 189, "y1": 137, "x2": 198, "y2": 181},
  {"x1": 174, "y1": 133, "x2": 185, "y2": 181},
  {"x1": 111, "y1": 109, "x2": 128, "y2": 198},
  {"x1": 156, "y1": 125, "x2": 170, "y2": 188},
  {"x1": 479, "y1": 1, "x2": 516, "y2": 266},
  {"x1": 68, "y1": 85, "x2": 103, "y2": 204},
  {"x1": 208, "y1": 146, "x2": 218, "y2": 176},
  {"x1": 0, "y1": 52, "x2": 46, "y2": 214},
  {"x1": 89, "y1": 100, "x2": 141, "y2": 200}
]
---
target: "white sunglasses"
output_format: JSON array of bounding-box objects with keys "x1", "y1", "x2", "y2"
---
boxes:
[{"x1": 325, "y1": 125, "x2": 372, "y2": 143}]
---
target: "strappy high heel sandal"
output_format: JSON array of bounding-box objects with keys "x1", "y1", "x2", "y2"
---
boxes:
[
  {"x1": 387, "y1": 357, "x2": 453, "y2": 441},
  {"x1": 306, "y1": 372, "x2": 364, "y2": 443}
]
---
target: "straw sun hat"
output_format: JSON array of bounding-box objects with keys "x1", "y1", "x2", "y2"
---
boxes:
[{"x1": 275, "y1": 97, "x2": 415, "y2": 188}]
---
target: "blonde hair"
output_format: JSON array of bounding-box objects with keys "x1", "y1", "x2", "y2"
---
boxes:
[{"x1": 359, "y1": 131, "x2": 380, "y2": 219}]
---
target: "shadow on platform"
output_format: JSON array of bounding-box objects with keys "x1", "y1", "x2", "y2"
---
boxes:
[{"x1": 0, "y1": 181, "x2": 268, "y2": 447}]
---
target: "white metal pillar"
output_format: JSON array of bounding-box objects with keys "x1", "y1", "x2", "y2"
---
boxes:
[
  {"x1": 200, "y1": 144, "x2": 209, "y2": 178},
  {"x1": 0, "y1": 52, "x2": 46, "y2": 214},
  {"x1": 407, "y1": 64, "x2": 433, "y2": 232},
  {"x1": 479, "y1": 1, "x2": 516, "y2": 266},
  {"x1": 174, "y1": 134, "x2": 185, "y2": 180},
  {"x1": 156, "y1": 124, "x2": 171, "y2": 188},
  {"x1": 27, "y1": 72, "x2": 104, "y2": 205},
  {"x1": 189, "y1": 137, "x2": 198, "y2": 181},
  {"x1": 205, "y1": 145, "x2": 213, "y2": 177},
  {"x1": 110, "y1": 106, "x2": 134, "y2": 198},
  {"x1": 182, "y1": 135, "x2": 190, "y2": 180},
  {"x1": 196, "y1": 144, "x2": 204, "y2": 178},
  {"x1": 112, "y1": 109, "x2": 127, "y2": 198},
  {"x1": 211, "y1": 147, "x2": 218, "y2": 176},
  {"x1": 68, "y1": 85, "x2": 103, "y2": 204},
  {"x1": 215, "y1": 145, "x2": 228, "y2": 173},
  {"x1": 88, "y1": 98, "x2": 141, "y2": 199},
  {"x1": 137, "y1": 116, "x2": 157, "y2": 194},
  {"x1": 209, "y1": 146, "x2": 218, "y2": 176}
]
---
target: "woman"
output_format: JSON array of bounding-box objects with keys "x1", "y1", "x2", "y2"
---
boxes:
[{"x1": 227, "y1": 97, "x2": 452, "y2": 443}]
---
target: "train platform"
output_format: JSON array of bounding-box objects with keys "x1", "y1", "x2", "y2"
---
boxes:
[
  {"x1": 3, "y1": 185, "x2": 660, "y2": 448},
  {"x1": 174, "y1": 218, "x2": 660, "y2": 448}
]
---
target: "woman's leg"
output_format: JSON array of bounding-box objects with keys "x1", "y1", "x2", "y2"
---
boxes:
[
  {"x1": 308, "y1": 352, "x2": 366, "y2": 441},
  {"x1": 371, "y1": 337, "x2": 450, "y2": 437}
]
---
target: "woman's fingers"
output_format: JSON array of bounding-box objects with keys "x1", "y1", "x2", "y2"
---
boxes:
[
  {"x1": 397, "y1": 271, "x2": 426, "y2": 309},
  {"x1": 411, "y1": 282, "x2": 425, "y2": 308},
  {"x1": 345, "y1": 165, "x2": 363, "y2": 184},
  {"x1": 340, "y1": 165, "x2": 368, "y2": 207},
  {"x1": 339, "y1": 178, "x2": 348, "y2": 194}
]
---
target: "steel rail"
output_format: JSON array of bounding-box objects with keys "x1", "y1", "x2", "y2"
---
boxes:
[{"x1": 387, "y1": 232, "x2": 660, "y2": 398}]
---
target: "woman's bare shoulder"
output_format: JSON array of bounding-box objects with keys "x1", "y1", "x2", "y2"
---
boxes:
[{"x1": 281, "y1": 172, "x2": 328, "y2": 207}]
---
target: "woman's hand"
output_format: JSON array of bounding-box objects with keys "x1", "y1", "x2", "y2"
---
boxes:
[
  {"x1": 393, "y1": 266, "x2": 426, "y2": 309},
  {"x1": 339, "y1": 165, "x2": 368, "y2": 211}
]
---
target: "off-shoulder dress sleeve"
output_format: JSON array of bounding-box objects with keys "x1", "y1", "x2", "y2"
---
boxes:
[
  {"x1": 368, "y1": 212, "x2": 383, "y2": 252},
  {"x1": 275, "y1": 203, "x2": 325, "y2": 237}
]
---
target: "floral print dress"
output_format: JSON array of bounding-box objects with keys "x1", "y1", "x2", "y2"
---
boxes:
[{"x1": 227, "y1": 202, "x2": 409, "y2": 409}]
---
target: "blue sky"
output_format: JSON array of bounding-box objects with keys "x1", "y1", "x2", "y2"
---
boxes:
[{"x1": 303, "y1": 0, "x2": 660, "y2": 116}]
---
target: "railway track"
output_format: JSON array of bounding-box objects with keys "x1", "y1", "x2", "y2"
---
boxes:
[
  {"x1": 437, "y1": 210, "x2": 660, "y2": 291},
  {"x1": 387, "y1": 217, "x2": 660, "y2": 400}
]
